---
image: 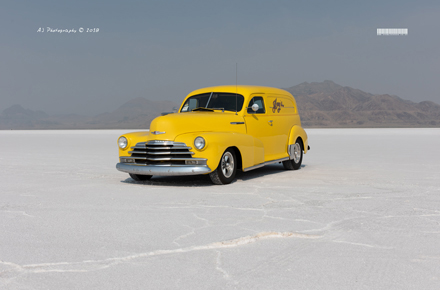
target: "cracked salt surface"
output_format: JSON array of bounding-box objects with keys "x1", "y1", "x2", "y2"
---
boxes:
[
  {"x1": 1, "y1": 231, "x2": 320, "y2": 276},
  {"x1": 1, "y1": 129, "x2": 440, "y2": 290}
]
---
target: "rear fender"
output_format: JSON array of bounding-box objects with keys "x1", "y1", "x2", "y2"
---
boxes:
[{"x1": 288, "y1": 126, "x2": 308, "y2": 154}]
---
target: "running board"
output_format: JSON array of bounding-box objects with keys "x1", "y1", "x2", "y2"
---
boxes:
[{"x1": 243, "y1": 157, "x2": 290, "y2": 172}]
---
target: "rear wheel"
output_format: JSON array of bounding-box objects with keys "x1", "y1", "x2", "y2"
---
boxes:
[
  {"x1": 283, "y1": 139, "x2": 303, "y2": 170},
  {"x1": 209, "y1": 149, "x2": 237, "y2": 185},
  {"x1": 129, "y1": 173, "x2": 152, "y2": 181}
]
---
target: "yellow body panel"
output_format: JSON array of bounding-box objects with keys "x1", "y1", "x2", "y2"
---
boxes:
[
  {"x1": 117, "y1": 85, "x2": 308, "y2": 174},
  {"x1": 118, "y1": 131, "x2": 149, "y2": 157},
  {"x1": 174, "y1": 132, "x2": 256, "y2": 170}
]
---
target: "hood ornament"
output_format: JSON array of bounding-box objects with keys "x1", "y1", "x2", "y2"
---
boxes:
[{"x1": 151, "y1": 131, "x2": 166, "y2": 135}]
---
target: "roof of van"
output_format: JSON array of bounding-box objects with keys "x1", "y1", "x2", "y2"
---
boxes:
[{"x1": 186, "y1": 85, "x2": 293, "y2": 98}]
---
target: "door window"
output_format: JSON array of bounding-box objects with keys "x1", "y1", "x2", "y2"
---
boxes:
[{"x1": 247, "y1": 97, "x2": 265, "y2": 114}]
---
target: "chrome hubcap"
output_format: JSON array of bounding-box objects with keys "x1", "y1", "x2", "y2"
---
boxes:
[
  {"x1": 293, "y1": 143, "x2": 301, "y2": 163},
  {"x1": 221, "y1": 152, "x2": 234, "y2": 178}
]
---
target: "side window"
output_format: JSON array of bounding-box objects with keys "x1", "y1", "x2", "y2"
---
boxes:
[{"x1": 247, "y1": 97, "x2": 265, "y2": 114}]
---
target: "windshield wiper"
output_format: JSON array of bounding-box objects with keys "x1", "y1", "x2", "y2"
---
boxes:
[
  {"x1": 192, "y1": 107, "x2": 214, "y2": 112},
  {"x1": 192, "y1": 107, "x2": 225, "y2": 112}
]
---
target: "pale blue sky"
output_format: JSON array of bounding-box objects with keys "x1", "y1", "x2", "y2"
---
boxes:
[{"x1": 1, "y1": 0, "x2": 439, "y2": 115}]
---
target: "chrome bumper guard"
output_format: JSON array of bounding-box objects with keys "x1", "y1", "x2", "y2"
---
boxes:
[{"x1": 116, "y1": 162, "x2": 211, "y2": 176}]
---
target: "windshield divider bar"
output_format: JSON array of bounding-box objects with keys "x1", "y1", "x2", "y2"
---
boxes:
[{"x1": 206, "y1": 92, "x2": 213, "y2": 108}]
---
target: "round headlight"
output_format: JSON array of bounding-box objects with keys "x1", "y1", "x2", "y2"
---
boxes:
[
  {"x1": 194, "y1": 136, "x2": 205, "y2": 150},
  {"x1": 118, "y1": 136, "x2": 128, "y2": 149}
]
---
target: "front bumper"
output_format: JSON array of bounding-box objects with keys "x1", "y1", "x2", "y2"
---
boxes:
[{"x1": 116, "y1": 163, "x2": 212, "y2": 176}]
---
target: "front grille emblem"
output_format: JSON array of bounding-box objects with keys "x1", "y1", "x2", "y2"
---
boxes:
[{"x1": 151, "y1": 131, "x2": 166, "y2": 135}]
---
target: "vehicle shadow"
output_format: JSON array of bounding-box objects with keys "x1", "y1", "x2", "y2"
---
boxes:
[
  {"x1": 120, "y1": 164, "x2": 306, "y2": 187},
  {"x1": 121, "y1": 174, "x2": 213, "y2": 187},
  {"x1": 237, "y1": 164, "x2": 307, "y2": 182}
]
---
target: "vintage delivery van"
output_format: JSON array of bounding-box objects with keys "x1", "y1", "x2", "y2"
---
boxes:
[{"x1": 116, "y1": 85, "x2": 309, "y2": 184}]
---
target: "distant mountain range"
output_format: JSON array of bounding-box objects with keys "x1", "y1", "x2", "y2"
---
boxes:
[
  {"x1": 1, "y1": 81, "x2": 439, "y2": 129},
  {"x1": 0, "y1": 98, "x2": 179, "y2": 129},
  {"x1": 287, "y1": 80, "x2": 440, "y2": 127}
]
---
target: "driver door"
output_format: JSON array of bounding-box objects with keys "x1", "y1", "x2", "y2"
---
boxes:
[{"x1": 244, "y1": 95, "x2": 277, "y2": 162}]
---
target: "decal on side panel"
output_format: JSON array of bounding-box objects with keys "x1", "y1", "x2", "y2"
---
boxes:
[{"x1": 272, "y1": 98, "x2": 284, "y2": 113}]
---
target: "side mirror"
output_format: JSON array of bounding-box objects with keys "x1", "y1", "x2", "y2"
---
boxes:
[
  {"x1": 251, "y1": 103, "x2": 259, "y2": 112},
  {"x1": 172, "y1": 107, "x2": 178, "y2": 113}
]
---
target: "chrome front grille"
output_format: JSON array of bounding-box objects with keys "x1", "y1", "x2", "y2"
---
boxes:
[{"x1": 125, "y1": 140, "x2": 206, "y2": 166}]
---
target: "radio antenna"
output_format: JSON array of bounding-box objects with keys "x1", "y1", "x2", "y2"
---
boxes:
[{"x1": 235, "y1": 62, "x2": 238, "y2": 115}]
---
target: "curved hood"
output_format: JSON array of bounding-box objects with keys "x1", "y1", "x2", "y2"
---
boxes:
[{"x1": 149, "y1": 112, "x2": 246, "y2": 141}]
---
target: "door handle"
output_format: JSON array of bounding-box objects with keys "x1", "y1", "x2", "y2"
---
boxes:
[{"x1": 268, "y1": 120, "x2": 273, "y2": 126}]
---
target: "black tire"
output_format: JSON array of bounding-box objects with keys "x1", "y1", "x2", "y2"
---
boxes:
[
  {"x1": 209, "y1": 149, "x2": 237, "y2": 185},
  {"x1": 129, "y1": 173, "x2": 152, "y2": 181},
  {"x1": 283, "y1": 139, "x2": 303, "y2": 170}
]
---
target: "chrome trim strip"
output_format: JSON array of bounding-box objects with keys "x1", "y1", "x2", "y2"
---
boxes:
[
  {"x1": 134, "y1": 140, "x2": 188, "y2": 146},
  {"x1": 121, "y1": 157, "x2": 206, "y2": 162},
  {"x1": 116, "y1": 163, "x2": 211, "y2": 176},
  {"x1": 146, "y1": 151, "x2": 194, "y2": 155},
  {"x1": 128, "y1": 149, "x2": 193, "y2": 154},
  {"x1": 130, "y1": 146, "x2": 192, "y2": 151},
  {"x1": 242, "y1": 157, "x2": 289, "y2": 172},
  {"x1": 230, "y1": 122, "x2": 245, "y2": 125},
  {"x1": 144, "y1": 146, "x2": 192, "y2": 150},
  {"x1": 144, "y1": 157, "x2": 206, "y2": 162},
  {"x1": 130, "y1": 146, "x2": 146, "y2": 150},
  {"x1": 129, "y1": 156, "x2": 147, "y2": 160},
  {"x1": 151, "y1": 131, "x2": 166, "y2": 135},
  {"x1": 146, "y1": 140, "x2": 175, "y2": 146}
]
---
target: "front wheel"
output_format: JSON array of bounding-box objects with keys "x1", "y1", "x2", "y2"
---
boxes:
[
  {"x1": 209, "y1": 149, "x2": 237, "y2": 185},
  {"x1": 129, "y1": 173, "x2": 152, "y2": 181},
  {"x1": 283, "y1": 140, "x2": 303, "y2": 170}
]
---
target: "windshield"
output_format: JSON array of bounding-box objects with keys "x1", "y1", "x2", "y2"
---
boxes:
[{"x1": 181, "y1": 92, "x2": 244, "y2": 112}]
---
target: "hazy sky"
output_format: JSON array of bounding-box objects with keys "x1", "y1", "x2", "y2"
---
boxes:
[{"x1": 1, "y1": 0, "x2": 439, "y2": 115}]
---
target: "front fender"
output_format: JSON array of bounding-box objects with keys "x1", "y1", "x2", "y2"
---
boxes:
[
  {"x1": 288, "y1": 125, "x2": 309, "y2": 154},
  {"x1": 174, "y1": 132, "x2": 259, "y2": 171}
]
